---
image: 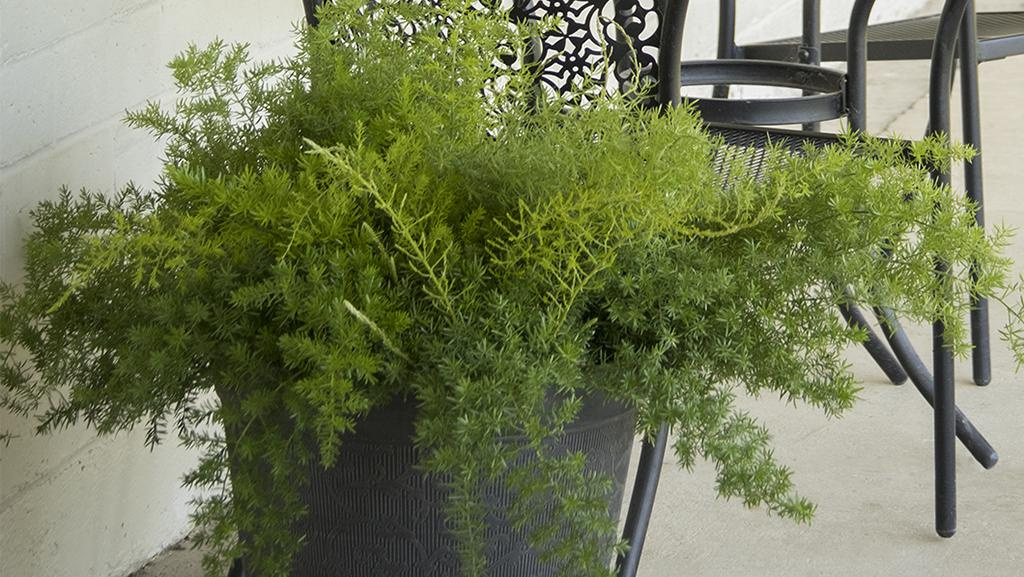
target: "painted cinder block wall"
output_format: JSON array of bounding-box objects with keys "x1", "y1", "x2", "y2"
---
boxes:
[
  {"x1": 1, "y1": 3, "x2": 298, "y2": 577},
  {"x1": 0, "y1": 1, "x2": 924, "y2": 576}
]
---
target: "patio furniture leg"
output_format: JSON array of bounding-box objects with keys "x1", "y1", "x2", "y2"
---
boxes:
[
  {"x1": 929, "y1": 0, "x2": 971, "y2": 537},
  {"x1": 712, "y1": 0, "x2": 907, "y2": 388},
  {"x1": 615, "y1": 424, "x2": 670, "y2": 577},
  {"x1": 934, "y1": 316, "x2": 958, "y2": 537},
  {"x1": 712, "y1": 0, "x2": 736, "y2": 98},
  {"x1": 958, "y1": 3, "x2": 992, "y2": 387},
  {"x1": 874, "y1": 307, "x2": 998, "y2": 469},
  {"x1": 800, "y1": 0, "x2": 821, "y2": 132},
  {"x1": 840, "y1": 302, "x2": 908, "y2": 385}
]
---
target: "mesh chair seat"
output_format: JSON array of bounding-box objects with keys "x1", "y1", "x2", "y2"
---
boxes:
[
  {"x1": 705, "y1": 122, "x2": 844, "y2": 183},
  {"x1": 741, "y1": 11, "x2": 1024, "y2": 63}
]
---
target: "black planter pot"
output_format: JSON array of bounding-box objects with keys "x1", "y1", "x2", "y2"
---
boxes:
[{"x1": 231, "y1": 393, "x2": 635, "y2": 577}]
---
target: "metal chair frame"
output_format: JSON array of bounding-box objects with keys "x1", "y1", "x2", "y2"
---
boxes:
[
  {"x1": 616, "y1": 4, "x2": 977, "y2": 575},
  {"x1": 722, "y1": 0, "x2": 1024, "y2": 388},
  {"x1": 658, "y1": 8, "x2": 997, "y2": 480}
]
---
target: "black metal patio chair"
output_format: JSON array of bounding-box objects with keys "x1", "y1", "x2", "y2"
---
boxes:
[
  {"x1": 616, "y1": 3, "x2": 984, "y2": 575},
  {"x1": 725, "y1": 0, "x2": 1024, "y2": 388}
]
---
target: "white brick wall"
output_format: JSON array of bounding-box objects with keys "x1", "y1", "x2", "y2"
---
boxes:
[
  {"x1": 0, "y1": 1, "x2": 925, "y2": 577},
  {"x1": 0, "y1": 2, "x2": 298, "y2": 577}
]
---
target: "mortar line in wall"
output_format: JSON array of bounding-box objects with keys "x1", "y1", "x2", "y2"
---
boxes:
[
  {"x1": 1, "y1": 111, "x2": 151, "y2": 174},
  {"x1": 0, "y1": 0, "x2": 162, "y2": 67},
  {"x1": 1, "y1": 36, "x2": 296, "y2": 176},
  {"x1": 0, "y1": 433, "x2": 111, "y2": 513},
  {"x1": 0, "y1": 84, "x2": 190, "y2": 173},
  {"x1": 3, "y1": 5, "x2": 300, "y2": 69}
]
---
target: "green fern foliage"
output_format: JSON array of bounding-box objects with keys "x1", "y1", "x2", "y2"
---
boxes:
[{"x1": 1, "y1": 1, "x2": 1021, "y2": 576}]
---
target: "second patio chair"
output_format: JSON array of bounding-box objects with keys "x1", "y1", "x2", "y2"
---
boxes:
[{"x1": 616, "y1": 4, "x2": 986, "y2": 576}]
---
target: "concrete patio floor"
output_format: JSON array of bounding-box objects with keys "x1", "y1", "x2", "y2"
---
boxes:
[{"x1": 131, "y1": 10, "x2": 1024, "y2": 577}]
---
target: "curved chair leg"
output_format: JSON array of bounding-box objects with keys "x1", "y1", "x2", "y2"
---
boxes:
[
  {"x1": 958, "y1": 4, "x2": 992, "y2": 386},
  {"x1": 615, "y1": 424, "x2": 670, "y2": 577},
  {"x1": 929, "y1": 0, "x2": 974, "y2": 538},
  {"x1": 873, "y1": 308, "x2": 998, "y2": 469},
  {"x1": 839, "y1": 302, "x2": 908, "y2": 385}
]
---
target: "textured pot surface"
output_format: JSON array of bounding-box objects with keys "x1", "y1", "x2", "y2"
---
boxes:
[{"x1": 289, "y1": 393, "x2": 636, "y2": 577}]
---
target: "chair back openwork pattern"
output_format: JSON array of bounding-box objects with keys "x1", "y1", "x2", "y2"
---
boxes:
[
  {"x1": 505, "y1": 0, "x2": 664, "y2": 98},
  {"x1": 305, "y1": 0, "x2": 667, "y2": 99}
]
